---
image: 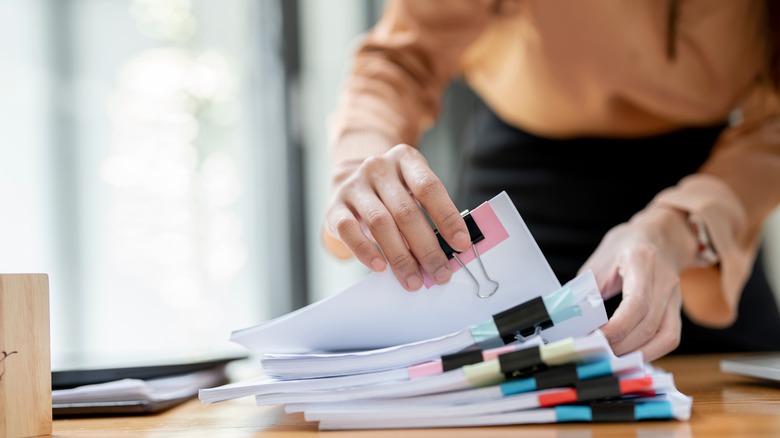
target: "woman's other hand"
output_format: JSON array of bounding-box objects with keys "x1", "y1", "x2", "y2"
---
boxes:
[{"x1": 579, "y1": 207, "x2": 700, "y2": 361}]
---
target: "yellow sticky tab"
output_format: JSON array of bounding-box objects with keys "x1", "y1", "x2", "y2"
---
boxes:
[
  {"x1": 463, "y1": 360, "x2": 505, "y2": 387},
  {"x1": 540, "y1": 338, "x2": 578, "y2": 365}
]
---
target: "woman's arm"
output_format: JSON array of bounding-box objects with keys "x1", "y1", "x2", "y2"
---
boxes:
[
  {"x1": 323, "y1": 0, "x2": 493, "y2": 290},
  {"x1": 580, "y1": 84, "x2": 780, "y2": 361},
  {"x1": 653, "y1": 86, "x2": 780, "y2": 326}
]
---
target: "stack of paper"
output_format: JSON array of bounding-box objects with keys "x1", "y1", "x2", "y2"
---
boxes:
[
  {"x1": 284, "y1": 350, "x2": 692, "y2": 431},
  {"x1": 199, "y1": 192, "x2": 692, "y2": 430}
]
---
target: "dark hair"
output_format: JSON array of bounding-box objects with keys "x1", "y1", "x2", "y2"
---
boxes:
[{"x1": 668, "y1": 0, "x2": 780, "y2": 93}]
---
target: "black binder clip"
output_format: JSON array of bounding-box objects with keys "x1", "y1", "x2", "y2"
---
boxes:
[
  {"x1": 434, "y1": 210, "x2": 499, "y2": 298},
  {"x1": 492, "y1": 296, "x2": 553, "y2": 344}
]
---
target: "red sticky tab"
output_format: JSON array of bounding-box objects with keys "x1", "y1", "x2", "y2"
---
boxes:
[
  {"x1": 619, "y1": 376, "x2": 654, "y2": 395},
  {"x1": 538, "y1": 388, "x2": 577, "y2": 407}
]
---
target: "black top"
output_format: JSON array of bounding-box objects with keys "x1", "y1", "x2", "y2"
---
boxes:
[{"x1": 457, "y1": 107, "x2": 780, "y2": 354}]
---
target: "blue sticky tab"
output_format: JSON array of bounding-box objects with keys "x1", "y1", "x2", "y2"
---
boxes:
[
  {"x1": 470, "y1": 320, "x2": 503, "y2": 348},
  {"x1": 576, "y1": 360, "x2": 612, "y2": 380},
  {"x1": 555, "y1": 405, "x2": 593, "y2": 422},
  {"x1": 635, "y1": 401, "x2": 674, "y2": 420},
  {"x1": 499, "y1": 377, "x2": 536, "y2": 396}
]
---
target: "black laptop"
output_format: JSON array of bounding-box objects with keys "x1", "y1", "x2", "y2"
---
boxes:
[{"x1": 51, "y1": 348, "x2": 249, "y2": 416}]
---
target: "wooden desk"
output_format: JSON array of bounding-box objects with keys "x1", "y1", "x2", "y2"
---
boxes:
[{"x1": 52, "y1": 353, "x2": 780, "y2": 437}]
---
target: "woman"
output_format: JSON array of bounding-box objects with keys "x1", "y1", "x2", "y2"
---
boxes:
[{"x1": 321, "y1": 0, "x2": 780, "y2": 361}]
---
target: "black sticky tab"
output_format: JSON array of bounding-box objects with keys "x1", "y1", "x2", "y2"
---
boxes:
[
  {"x1": 590, "y1": 400, "x2": 637, "y2": 422},
  {"x1": 534, "y1": 364, "x2": 579, "y2": 390},
  {"x1": 441, "y1": 349, "x2": 485, "y2": 372},
  {"x1": 434, "y1": 212, "x2": 485, "y2": 260},
  {"x1": 576, "y1": 376, "x2": 622, "y2": 402},
  {"x1": 492, "y1": 296, "x2": 552, "y2": 344},
  {"x1": 498, "y1": 347, "x2": 545, "y2": 379}
]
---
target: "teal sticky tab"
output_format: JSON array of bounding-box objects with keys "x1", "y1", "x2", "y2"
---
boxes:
[
  {"x1": 555, "y1": 405, "x2": 593, "y2": 422},
  {"x1": 542, "y1": 286, "x2": 583, "y2": 324},
  {"x1": 470, "y1": 320, "x2": 503, "y2": 348},
  {"x1": 499, "y1": 377, "x2": 536, "y2": 396},
  {"x1": 542, "y1": 285, "x2": 572, "y2": 311},
  {"x1": 576, "y1": 360, "x2": 612, "y2": 380},
  {"x1": 549, "y1": 305, "x2": 583, "y2": 325},
  {"x1": 635, "y1": 401, "x2": 674, "y2": 420}
]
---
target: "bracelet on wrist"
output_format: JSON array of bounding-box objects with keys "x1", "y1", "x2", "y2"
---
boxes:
[{"x1": 687, "y1": 213, "x2": 719, "y2": 267}]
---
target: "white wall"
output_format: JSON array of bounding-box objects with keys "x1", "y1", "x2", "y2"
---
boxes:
[
  {"x1": 69, "y1": 0, "x2": 271, "y2": 354},
  {"x1": 0, "y1": 0, "x2": 64, "y2": 347},
  {"x1": 299, "y1": 0, "x2": 370, "y2": 302},
  {"x1": 0, "y1": 0, "x2": 271, "y2": 357}
]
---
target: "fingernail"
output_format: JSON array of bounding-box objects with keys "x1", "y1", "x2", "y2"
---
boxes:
[
  {"x1": 453, "y1": 231, "x2": 470, "y2": 251},
  {"x1": 371, "y1": 258, "x2": 386, "y2": 272},
  {"x1": 406, "y1": 275, "x2": 423, "y2": 291},
  {"x1": 434, "y1": 266, "x2": 451, "y2": 284}
]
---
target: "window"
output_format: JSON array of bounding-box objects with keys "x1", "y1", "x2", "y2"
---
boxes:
[{"x1": 0, "y1": 0, "x2": 316, "y2": 357}]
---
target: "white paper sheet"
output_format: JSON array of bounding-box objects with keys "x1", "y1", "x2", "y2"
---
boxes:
[{"x1": 230, "y1": 192, "x2": 607, "y2": 353}]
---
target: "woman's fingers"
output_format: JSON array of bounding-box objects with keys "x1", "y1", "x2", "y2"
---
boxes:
[
  {"x1": 395, "y1": 145, "x2": 470, "y2": 253},
  {"x1": 593, "y1": 244, "x2": 680, "y2": 358},
  {"x1": 326, "y1": 203, "x2": 387, "y2": 272},
  {"x1": 637, "y1": 290, "x2": 682, "y2": 362},
  {"x1": 324, "y1": 144, "x2": 468, "y2": 290},
  {"x1": 376, "y1": 146, "x2": 466, "y2": 285},
  {"x1": 371, "y1": 173, "x2": 453, "y2": 286},
  {"x1": 349, "y1": 186, "x2": 424, "y2": 291},
  {"x1": 579, "y1": 228, "x2": 626, "y2": 300},
  {"x1": 605, "y1": 265, "x2": 671, "y2": 356}
]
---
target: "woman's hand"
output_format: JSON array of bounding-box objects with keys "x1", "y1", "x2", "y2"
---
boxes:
[
  {"x1": 578, "y1": 207, "x2": 700, "y2": 361},
  {"x1": 322, "y1": 144, "x2": 471, "y2": 291}
]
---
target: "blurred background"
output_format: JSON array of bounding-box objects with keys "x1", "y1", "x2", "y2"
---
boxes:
[{"x1": 2, "y1": 0, "x2": 779, "y2": 359}]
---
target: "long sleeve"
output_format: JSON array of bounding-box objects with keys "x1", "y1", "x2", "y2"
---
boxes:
[
  {"x1": 650, "y1": 84, "x2": 780, "y2": 327},
  {"x1": 324, "y1": 0, "x2": 777, "y2": 324},
  {"x1": 327, "y1": 0, "x2": 493, "y2": 166}
]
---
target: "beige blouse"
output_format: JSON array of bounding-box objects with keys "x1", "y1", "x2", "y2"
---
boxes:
[{"x1": 328, "y1": 0, "x2": 780, "y2": 327}]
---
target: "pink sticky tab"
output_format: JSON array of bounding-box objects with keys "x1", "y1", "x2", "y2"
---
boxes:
[
  {"x1": 422, "y1": 202, "x2": 510, "y2": 288},
  {"x1": 408, "y1": 360, "x2": 443, "y2": 379},
  {"x1": 481, "y1": 344, "x2": 518, "y2": 362}
]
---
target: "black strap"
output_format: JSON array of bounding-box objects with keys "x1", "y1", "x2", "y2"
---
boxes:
[
  {"x1": 590, "y1": 400, "x2": 637, "y2": 422},
  {"x1": 576, "y1": 376, "x2": 622, "y2": 402},
  {"x1": 498, "y1": 347, "x2": 546, "y2": 379},
  {"x1": 435, "y1": 213, "x2": 485, "y2": 260},
  {"x1": 492, "y1": 296, "x2": 552, "y2": 344},
  {"x1": 441, "y1": 349, "x2": 485, "y2": 372},
  {"x1": 534, "y1": 363, "x2": 579, "y2": 390}
]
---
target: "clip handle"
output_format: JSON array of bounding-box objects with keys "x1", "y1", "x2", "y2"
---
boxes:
[{"x1": 434, "y1": 210, "x2": 484, "y2": 259}]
